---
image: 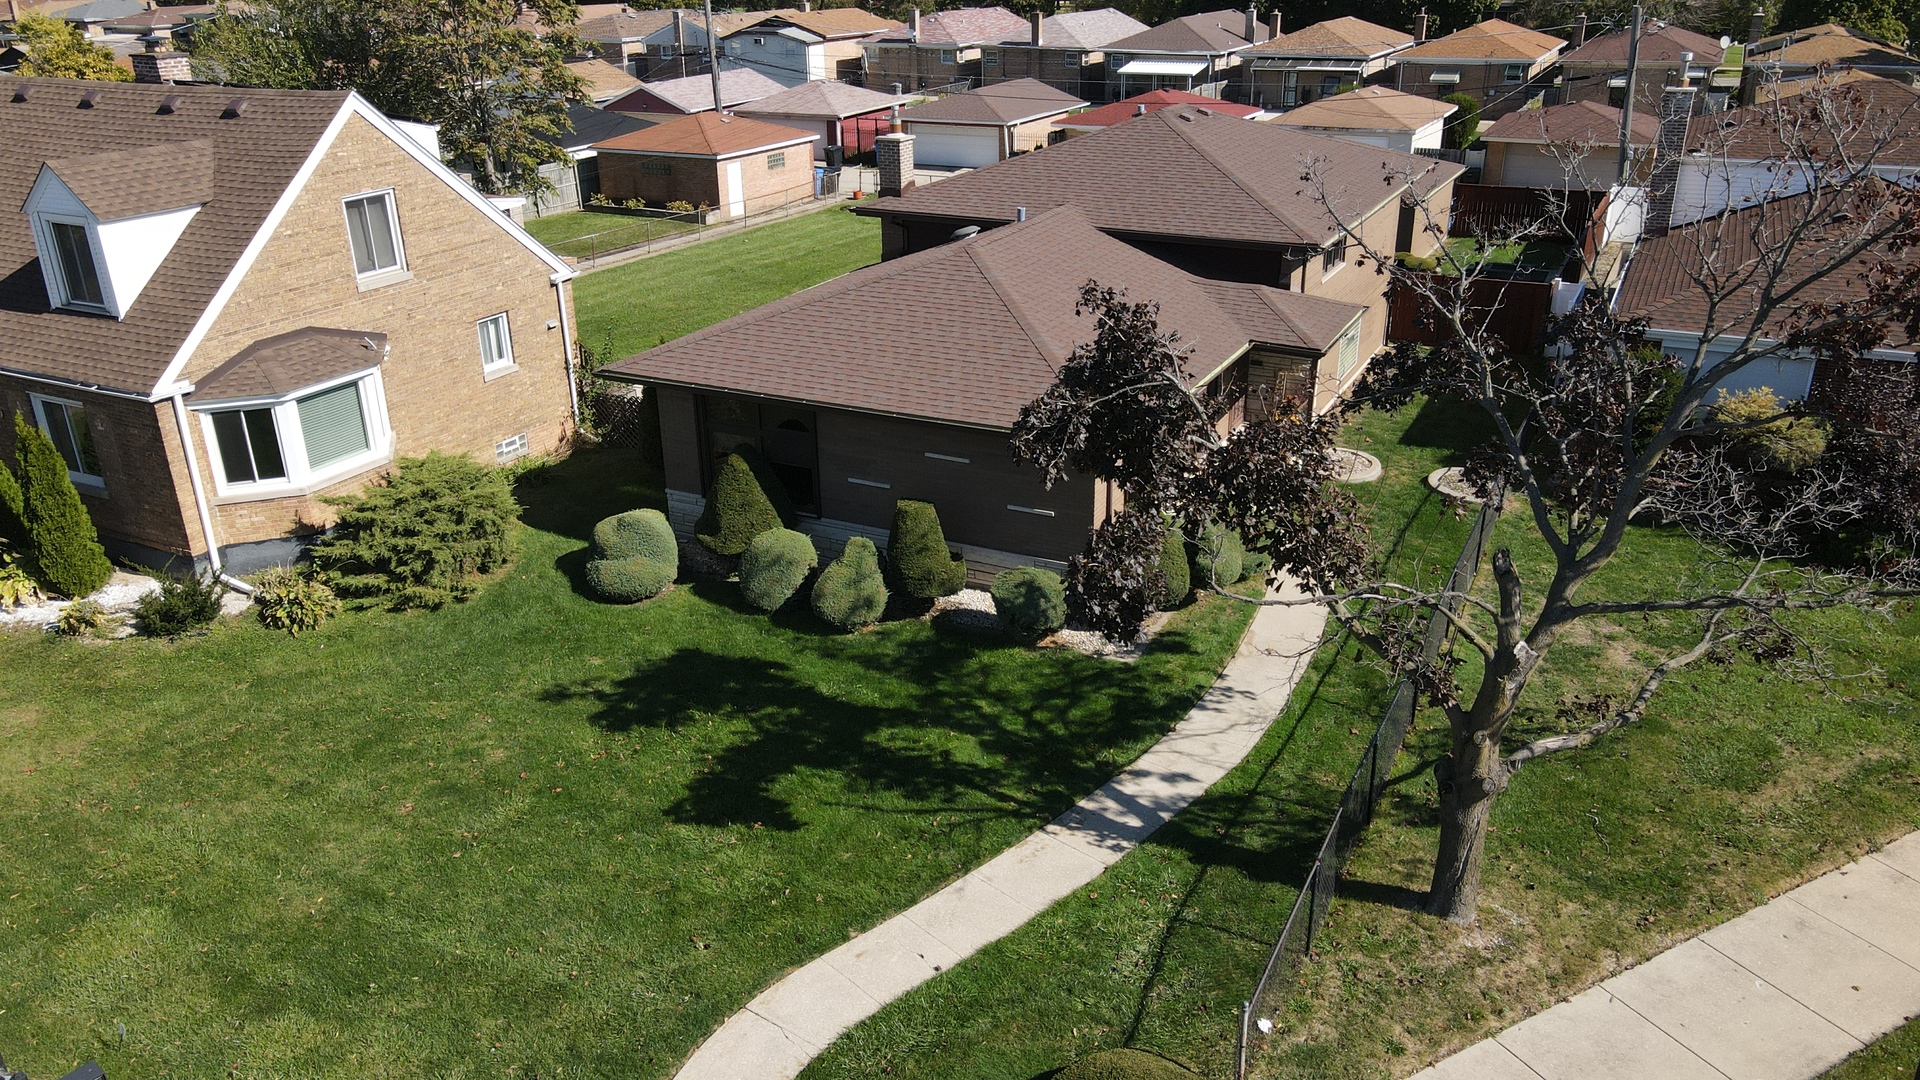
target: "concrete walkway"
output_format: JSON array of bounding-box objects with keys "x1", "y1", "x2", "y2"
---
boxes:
[
  {"x1": 673, "y1": 585, "x2": 1330, "y2": 1080},
  {"x1": 1413, "y1": 831, "x2": 1920, "y2": 1080}
]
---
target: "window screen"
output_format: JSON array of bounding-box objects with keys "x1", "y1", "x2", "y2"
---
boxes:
[
  {"x1": 48, "y1": 222, "x2": 103, "y2": 307},
  {"x1": 298, "y1": 382, "x2": 370, "y2": 468},
  {"x1": 344, "y1": 193, "x2": 401, "y2": 275}
]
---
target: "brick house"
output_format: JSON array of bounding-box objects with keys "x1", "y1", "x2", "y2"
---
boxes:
[
  {"x1": 0, "y1": 76, "x2": 578, "y2": 575},
  {"x1": 979, "y1": 9, "x2": 1150, "y2": 100},
  {"x1": 735, "y1": 80, "x2": 911, "y2": 162},
  {"x1": 896, "y1": 78, "x2": 1085, "y2": 167},
  {"x1": 1102, "y1": 7, "x2": 1273, "y2": 100},
  {"x1": 858, "y1": 106, "x2": 1463, "y2": 372},
  {"x1": 1391, "y1": 18, "x2": 1565, "y2": 119},
  {"x1": 593, "y1": 112, "x2": 819, "y2": 218},
  {"x1": 1242, "y1": 16, "x2": 1413, "y2": 109},
  {"x1": 1555, "y1": 21, "x2": 1727, "y2": 112},
  {"x1": 595, "y1": 206, "x2": 1364, "y2": 579},
  {"x1": 861, "y1": 6, "x2": 1031, "y2": 93}
]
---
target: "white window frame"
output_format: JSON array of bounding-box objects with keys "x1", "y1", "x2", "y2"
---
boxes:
[
  {"x1": 341, "y1": 188, "x2": 408, "y2": 288},
  {"x1": 939, "y1": 49, "x2": 955, "y2": 65},
  {"x1": 1504, "y1": 62, "x2": 1528, "y2": 83},
  {"x1": 1336, "y1": 323, "x2": 1363, "y2": 380},
  {"x1": 195, "y1": 367, "x2": 393, "y2": 501},
  {"x1": 29, "y1": 392, "x2": 105, "y2": 490},
  {"x1": 1321, "y1": 231, "x2": 1349, "y2": 280},
  {"x1": 36, "y1": 215, "x2": 109, "y2": 312},
  {"x1": 477, "y1": 311, "x2": 516, "y2": 378}
]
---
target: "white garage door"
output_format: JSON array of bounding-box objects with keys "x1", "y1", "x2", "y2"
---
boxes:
[
  {"x1": 909, "y1": 124, "x2": 1002, "y2": 168},
  {"x1": 1499, "y1": 143, "x2": 1610, "y2": 189}
]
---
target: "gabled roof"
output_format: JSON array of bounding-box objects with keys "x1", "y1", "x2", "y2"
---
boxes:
[
  {"x1": 864, "y1": 105, "x2": 1463, "y2": 249},
  {"x1": 736, "y1": 79, "x2": 909, "y2": 120},
  {"x1": 898, "y1": 78, "x2": 1084, "y2": 125},
  {"x1": 763, "y1": 8, "x2": 902, "y2": 40},
  {"x1": 1244, "y1": 16, "x2": 1410, "y2": 59},
  {"x1": 538, "y1": 102, "x2": 659, "y2": 153},
  {"x1": 1395, "y1": 18, "x2": 1565, "y2": 62},
  {"x1": 1482, "y1": 99, "x2": 1658, "y2": 145},
  {"x1": 997, "y1": 8, "x2": 1150, "y2": 50},
  {"x1": 55, "y1": 0, "x2": 144, "y2": 23},
  {"x1": 1561, "y1": 20, "x2": 1725, "y2": 65},
  {"x1": 605, "y1": 67, "x2": 788, "y2": 114},
  {"x1": 1688, "y1": 73, "x2": 1920, "y2": 166},
  {"x1": 1105, "y1": 8, "x2": 1268, "y2": 54},
  {"x1": 39, "y1": 138, "x2": 214, "y2": 218},
  {"x1": 598, "y1": 206, "x2": 1364, "y2": 428},
  {"x1": 1269, "y1": 86, "x2": 1455, "y2": 132},
  {"x1": 1746, "y1": 22, "x2": 1919, "y2": 68},
  {"x1": 578, "y1": 8, "x2": 682, "y2": 43},
  {"x1": 592, "y1": 110, "x2": 817, "y2": 157},
  {"x1": 1056, "y1": 88, "x2": 1262, "y2": 128},
  {"x1": 868, "y1": 7, "x2": 1030, "y2": 46},
  {"x1": 190, "y1": 327, "x2": 387, "y2": 401},
  {"x1": 565, "y1": 58, "x2": 642, "y2": 103}
]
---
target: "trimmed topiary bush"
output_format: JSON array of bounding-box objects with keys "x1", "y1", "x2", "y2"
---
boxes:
[
  {"x1": 696, "y1": 449, "x2": 784, "y2": 555},
  {"x1": 1189, "y1": 522, "x2": 1245, "y2": 589},
  {"x1": 1058, "y1": 1047, "x2": 1203, "y2": 1080},
  {"x1": 0, "y1": 451, "x2": 25, "y2": 549},
  {"x1": 585, "y1": 508, "x2": 678, "y2": 603},
  {"x1": 1241, "y1": 548, "x2": 1272, "y2": 586},
  {"x1": 309, "y1": 452, "x2": 519, "y2": 610},
  {"x1": 991, "y1": 566, "x2": 1066, "y2": 643},
  {"x1": 1155, "y1": 516, "x2": 1190, "y2": 610},
  {"x1": 887, "y1": 499, "x2": 966, "y2": 600},
  {"x1": 252, "y1": 566, "x2": 340, "y2": 635},
  {"x1": 739, "y1": 527, "x2": 817, "y2": 612},
  {"x1": 15, "y1": 413, "x2": 111, "y2": 599},
  {"x1": 134, "y1": 573, "x2": 225, "y2": 637},
  {"x1": 811, "y1": 536, "x2": 887, "y2": 630}
]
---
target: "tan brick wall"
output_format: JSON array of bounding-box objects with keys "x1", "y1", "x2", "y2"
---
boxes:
[
  {"x1": 1297, "y1": 196, "x2": 1402, "y2": 357},
  {"x1": 732, "y1": 147, "x2": 818, "y2": 215},
  {"x1": 174, "y1": 113, "x2": 576, "y2": 553},
  {"x1": 1393, "y1": 59, "x2": 1553, "y2": 118},
  {"x1": 1010, "y1": 114, "x2": 1066, "y2": 152}
]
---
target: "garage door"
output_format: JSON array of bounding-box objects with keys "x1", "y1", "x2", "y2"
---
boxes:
[
  {"x1": 909, "y1": 125, "x2": 1002, "y2": 168},
  {"x1": 1498, "y1": 143, "x2": 1609, "y2": 189}
]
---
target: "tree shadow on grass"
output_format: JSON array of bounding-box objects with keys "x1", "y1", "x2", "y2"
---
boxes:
[
  {"x1": 1397, "y1": 395, "x2": 1498, "y2": 463},
  {"x1": 515, "y1": 445, "x2": 667, "y2": 543}
]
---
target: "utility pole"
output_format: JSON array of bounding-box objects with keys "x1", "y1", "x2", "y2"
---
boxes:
[
  {"x1": 1616, "y1": 4, "x2": 1643, "y2": 183},
  {"x1": 702, "y1": 0, "x2": 721, "y2": 115}
]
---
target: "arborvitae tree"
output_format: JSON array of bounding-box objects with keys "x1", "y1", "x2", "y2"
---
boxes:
[
  {"x1": 1156, "y1": 516, "x2": 1191, "y2": 609},
  {"x1": 15, "y1": 414, "x2": 111, "y2": 599},
  {"x1": 887, "y1": 499, "x2": 966, "y2": 600},
  {"x1": 0, "y1": 451, "x2": 26, "y2": 550},
  {"x1": 696, "y1": 451, "x2": 784, "y2": 555}
]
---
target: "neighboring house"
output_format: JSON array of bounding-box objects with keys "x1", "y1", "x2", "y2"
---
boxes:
[
  {"x1": 603, "y1": 66, "x2": 788, "y2": 117},
  {"x1": 1243, "y1": 16, "x2": 1413, "y2": 109},
  {"x1": 0, "y1": 76, "x2": 577, "y2": 574},
  {"x1": 528, "y1": 102, "x2": 660, "y2": 215},
  {"x1": 735, "y1": 79, "x2": 911, "y2": 161},
  {"x1": 565, "y1": 57, "x2": 644, "y2": 106},
  {"x1": 1102, "y1": 7, "x2": 1272, "y2": 99},
  {"x1": 595, "y1": 206, "x2": 1366, "y2": 577},
  {"x1": 579, "y1": 8, "x2": 685, "y2": 78},
  {"x1": 1052, "y1": 87, "x2": 1262, "y2": 136},
  {"x1": 979, "y1": 8, "x2": 1150, "y2": 100},
  {"x1": 896, "y1": 77, "x2": 1084, "y2": 167},
  {"x1": 581, "y1": 8, "x2": 773, "y2": 81},
  {"x1": 593, "y1": 112, "x2": 819, "y2": 219},
  {"x1": 861, "y1": 6, "x2": 1030, "y2": 93},
  {"x1": 1266, "y1": 85, "x2": 1454, "y2": 152},
  {"x1": 1743, "y1": 23, "x2": 1920, "y2": 100},
  {"x1": 54, "y1": 0, "x2": 144, "y2": 37},
  {"x1": 1479, "y1": 99, "x2": 1657, "y2": 188},
  {"x1": 719, "y1": 8, "x2": 902, "y2": 87},
  {"x1": 1555, "y1": 20, "x2": 1727, "y2": 112},
  {"x1": 1391, "y1": 18, "x2": 1565, "y2": 118},
  {"x1": 858, "y1": 105, "x2": 1464, "y2": 359}
]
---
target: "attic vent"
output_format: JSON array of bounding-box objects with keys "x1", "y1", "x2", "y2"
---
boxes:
[
  {"x1": 158, "y1": 93, "x2": 183, "y2": 114},
  {"x1": 950, "y1": 225, "x2": 981, "y2": 240},
  {"x1": 11, "y1": 86, "x2": 31, "y2": 103},
  {"x1": 221, "y1": 97, "x2": 249, "y2": 118},
  {"x1": 78, "y1": 89, "x2": 103, "y2": 108}
]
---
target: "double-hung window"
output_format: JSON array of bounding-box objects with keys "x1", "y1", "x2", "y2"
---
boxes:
[
  {"x1": 1322, "y1": 232, "x2": 1348, "y2": 278},
  {"x1": 478, "y1": 312, "x2": 515, "y2": 374},
  {"x1": 343, "y1": 191, "x2": 405, "y2": 280},
  {"x1": 199, "y1": 372, "x2": 388, "y2": 498},
  {"x1": 32, "y1": 395, "x2": 103, "y2": 487},
  {"x1": 47, "y1": 221, "x2": 105, "y2": 309}
]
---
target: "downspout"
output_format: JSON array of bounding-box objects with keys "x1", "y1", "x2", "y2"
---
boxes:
[
  {"x1": 554, "y1": 272, "x2": 581, "y2": 428},
  {"x1": 170, "y1": 390, "x2": 253, "y2": 594}
]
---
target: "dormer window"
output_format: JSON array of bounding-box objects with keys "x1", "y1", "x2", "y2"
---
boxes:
[
  {"x1": 25, "y1": 141, "x2": 211, "y2": 320},
  {"x1": 47, "y1": 221, "x2": 104, "y2": 309}
]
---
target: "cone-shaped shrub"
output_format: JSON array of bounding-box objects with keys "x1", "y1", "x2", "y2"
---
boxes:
[
  {"x1": 1189, "y1": 521, "x2": 1245, "y2": 589},
  {"x1": 585, "y1": 508, "x2": 677, "y2": 603},
  {"x1": 992, "y1": 566, "x2": 1065, "y2": 643},
  {"x1": 887, "y1": 499, "x2": 966, "y2": 600},
  {"x1": 0, "y1": 452, "x2": 25, "y2": 549},
  {"x1": 811, "y1": 536, "x2": 887, "y2": 630},
  {"x1": 15, "y1": 414, "x2": 110, "y2": 599},
  {"x1": 1155, "y1": 516, "x2": 1191, "y2": 609},
  {"x1": 696, "y1": 450, "x2": 783, "y2": 555},
  {"x1": 739, "y1": 527, "x2": 817, "y2": 611}
]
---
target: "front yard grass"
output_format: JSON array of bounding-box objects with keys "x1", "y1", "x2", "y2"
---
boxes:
[
  {"x1": 0, "y1": 446, "x2": 1254, "y2": 1080},
  {"x1": 1821, "y1": 1014, "x2": 1920, "y2": 1079},
  {"x1": 799, "y1": 398, "x2": 1920, "y2": 1080}
]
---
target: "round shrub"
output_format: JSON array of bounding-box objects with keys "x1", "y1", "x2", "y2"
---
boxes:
[
  {"x1": 696, "y1": 450, "x2": 784, "y2": 555},
  {"x1": 252, "y1": 566, "x2": 340, "y2": 635},
  {"x1": 1155, "y1": 517, "x2": 1190, "y2": 610},
  {"x1": 887, "y1": 499, "x2": 966, "y2": 600},
  {"x1": 15, "y1": 413, "x2": 111, "y2": 599},
  {"x1": 1058, "y1": 1048, "x2": 1203, "y2": 1080},
  {"x1": 811, "y1": 536, "x2": 888, "y2": 630},
  {"x1": 992, "y1": 566, "x2": 1066, "y2": 643},
  {"x1": 1190, "y1": 522, "x2": 1245, "y2": 588},
  {"x1": 585, "y1": 555, "x2": 676, "y2": 604},
  {"x1": 739, "y1": 528, "x2": 817, "y2": 612},
  {"x1": 585, "y1": 509, "x2": 678, "y2": 603}
]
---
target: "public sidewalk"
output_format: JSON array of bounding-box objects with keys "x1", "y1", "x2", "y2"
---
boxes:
[
  {"x1": 672, "y1": 585, "x2": 1330, "y2": 1080},
  {"x1": 1413, "y1": 831, "x2": 1920, "y2": 1080}
]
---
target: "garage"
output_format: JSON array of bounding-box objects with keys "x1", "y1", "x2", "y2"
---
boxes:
[{"x1": 906, "y1": 123, "x2": 1004, "y2": 168}]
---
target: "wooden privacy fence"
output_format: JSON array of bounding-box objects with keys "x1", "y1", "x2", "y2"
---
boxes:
[
  {"x1": 1388, "y1": 273, "x2": 1556, "y2": 355},
  {"x1": 1449, "y1": 183, "x2": 1609, "y2": 246}
]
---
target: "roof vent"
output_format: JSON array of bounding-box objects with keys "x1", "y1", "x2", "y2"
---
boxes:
[
  {"x1": 10, "y1": 86, "x2": 31, "y2": 103},
  {"x1": 1015, "y1": 206, "x2": 1028, "y2": 221},
  {"x1": 221, "y1": 97, "x2": 249, "y2": 118},
  {"x1": 950, "y1": 224, "x2": 981, "y2": 240},
  {"x1": 1134, "y1": 103, "x2": 1146, "y2": 115},
  {"x1": 158, "y1": 93, "x2": 183, "y2": 114},
  {"x1": 78, "y1": 88, "x2": 103, "y2": 108}
]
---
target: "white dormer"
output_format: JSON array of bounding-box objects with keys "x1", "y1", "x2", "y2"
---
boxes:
[{"x1": 21, "y1": 140, "x2": 211, "y2": 320}]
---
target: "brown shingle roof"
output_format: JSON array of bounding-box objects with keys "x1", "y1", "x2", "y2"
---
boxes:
[
  {"x1": 736, "y1": 79, "x2": 909, "y2": 120},
  {"x1": 190, "y1": 327, "x2": 387, "y2": 401},
  {"x1": 577, "y1": 8, "x2": 681, "y2": 43},
  {"x1": 1560, "y1": 20, "x2": 1725, "y2": 65},
  {"x1": 1268, "y1": 86, "x2": 1456, "y2": 132},
  {"x1": 898, "y1": 78, "x2": 1085, "y2": 124},
  {"x1": 1106, "y1": 8, "x2": 1267, "y2": 53},
  {"x1": 865, "y1": 105, "x2": 1463, "y2": 249},
  {"x1": 564, "y1": 58, "x2": 642, "y2": 103},
  {"x1": 771, "y1": 7, "x2": 902, "y2": 39},
  {"x1": 40, "y1": 138, "x2": 215, "y2": 218},
  {"x1": 592, "y1": 110, "x2": 817, "y2": 157},
  {"x1": 1057, "y1": 89, "x2": 1262, "y2": 128},
  {"x1": 0, "y1": 77, "x2": 351, "y2": 396},
  {"x1": 1482, "y1": 99, "x2": 1658, "y2": 145},
  {"x1": 1747, "y1": 23, "x2": 1919, "y2": 68},
  {"x1": 1244, "y1": 16, "x2": 1410, "y2": 58},
  {"x1": 1689, "y1": 74, "x2": 1920, "y2": 166},
  {"x1": 598, "y1": 206, "x2": 1363, "y2": 427},
  {"x1": 868, "y1": 7, "x2": 1029, "y2": 46},
  {"x1": 605, "y1": 67, "x2": 788, "y2": 114},
  {"x1": 1395, "y1": 18, "x2": 1564, "y2": 61}
]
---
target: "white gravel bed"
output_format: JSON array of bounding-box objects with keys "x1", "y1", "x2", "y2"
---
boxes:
[
  {"x1": 929, "y1": 587, "x2": 1158, "y2": 661},
  {"x1": 0, "y1": 571, "x2": 160, "y2": 632}
]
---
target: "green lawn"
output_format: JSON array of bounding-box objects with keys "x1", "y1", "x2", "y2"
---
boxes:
[
  {"x1": 0, "y1": 448, "x2": 1256, "y2": 1080},
  {"x1": 1439, "y1": 237, "x2": 1572, "y2": 278},
  {"x1": 801, "y1": 398, "x2": 1920, "y2": 1080},
  {"x1": 1822, "y1": 1014, "x2": 1920, "y2": 1079},
  {"x1": 573, "y1": 203, "x2": 880, "y2": 361},
  {"x1": 523, "y1": 209, "x2": 696, "y2": 260}
]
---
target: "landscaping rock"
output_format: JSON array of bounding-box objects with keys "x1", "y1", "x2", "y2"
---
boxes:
[{"x1": 0, "y1": 570, "x2": 159, "y2": 633}]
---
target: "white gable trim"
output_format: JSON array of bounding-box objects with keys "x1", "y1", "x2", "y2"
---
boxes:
[{"x1": 149, "y1": 92, "x2": 574, "y2": 399}]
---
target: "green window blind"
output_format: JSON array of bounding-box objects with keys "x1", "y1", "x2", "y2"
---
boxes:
[{"x1": 298, "y1": 382, "x2": 370, "y2": 469}]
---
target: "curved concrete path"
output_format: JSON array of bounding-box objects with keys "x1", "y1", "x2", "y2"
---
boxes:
[
  {"x1": 673, "y1": 584, "x2": 1330, "y2": 1080},
  {"x1": 1412, "y1": 831, "x2": 1920, "y2": 1080}
]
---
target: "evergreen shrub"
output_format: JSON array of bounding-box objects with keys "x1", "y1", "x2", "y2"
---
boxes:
[
  {"x1": 739, "y1": 528, "x2": 817, "y2": 611},
  {"x1": 811, "y1": 536, "x2": 887, "y2": 630},
  {"x1": 1189, "y1": 522, "x2": 1246, "y2": 588},
  {"x1": 991, "y1": 566, "x2": 1066, "y2": 643},
  {"x1": 696, "y1": 449, "x2": 785, "y2": 555},
  {"x1": 134, "y1": 574, "x2": 225, "y2": 637},
  {"x1": 887, "y1": 499, "x2": 966, "y2": 600},
  {"x1": 1156, "y1": 517, "x2": 1191, "y2": 609},
  {"x1": 15, "y1": 414, "x2": 110, "y2": 599},
  {"x1": 309, "y1": 453, "x2": 518, "y2": 610}
]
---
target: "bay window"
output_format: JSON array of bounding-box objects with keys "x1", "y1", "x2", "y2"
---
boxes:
[{"x1": 197, "y1": 370, "x2": 390, "y2": 498}]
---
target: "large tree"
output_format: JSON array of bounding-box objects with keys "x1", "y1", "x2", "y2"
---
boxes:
[
  {"x1": 189, "y1": 0, "x2": 585, "y2": 196},
  {"x1": 1013, "y1": 72, "x2": 1920, "y2": 923},
  {"x1": 13, "y1": 12, "x2": 133, "y2": 81}
]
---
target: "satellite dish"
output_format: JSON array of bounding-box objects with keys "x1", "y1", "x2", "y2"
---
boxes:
[{"x1": 1720, "y1": 34, "x2": 1732, "y2": 47}]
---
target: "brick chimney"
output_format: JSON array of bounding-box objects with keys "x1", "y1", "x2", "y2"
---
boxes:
[
  {"x1": 1748, "y1": 8, "x2": 1766, "y2": 44},
  {"x1": 1572, "y1": 12, "x2": 1587, "y2": 47},
  {"x1": 131, "y1": 48, "x2": 190, "y2": 83},
  {"x1": 1413, "y1": 8, "x2": 1428, "y2": 42},
  {"x1": 1244, "y1": 2, "x2": 1257, "y2": 43},
  {"x1": 1643, "y1": 83, "x2": 1697, "y2": 237},
  {"x1": 1267, "y1": 10, "x2": 1281, "y2": 38},
  {"x1": 1030, "y1": 10, "x2": 1042, "y2": 47},
  {"x1": 876, "y1": 131, "x2": 915, "y2": 197}
]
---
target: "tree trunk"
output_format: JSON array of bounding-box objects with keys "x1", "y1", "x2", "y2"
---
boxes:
[{"x1": 1426, "y1": 730, "x2": 1506, "y2": 923}]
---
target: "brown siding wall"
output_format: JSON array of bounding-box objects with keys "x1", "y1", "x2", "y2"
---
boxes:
[{"x1": 865, "y1": 45, "x2": 980, "y2": 92}]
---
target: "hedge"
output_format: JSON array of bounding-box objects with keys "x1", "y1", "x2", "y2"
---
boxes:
[
  {"x1": 15, "y1": 413, "x2": 111, "y2": 599},
  {"x1": 811, "y1": 536, "x2": 888, "y2": 630},
  {"x1": 991, "y1": 566, "x2": 1066, "y2": 643},
  {"x1": 887, "y1": 499, "x2": 966, "y2": 600},
  {"x1": 696, "y1": 449, "x2": 784, "y2": 555},
  {"x1": 739, "y1": 527, "x2": 817, "y2": 611},
  {"x1": 586, "y1": 508, "x2": 678, "y2": 603}
]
